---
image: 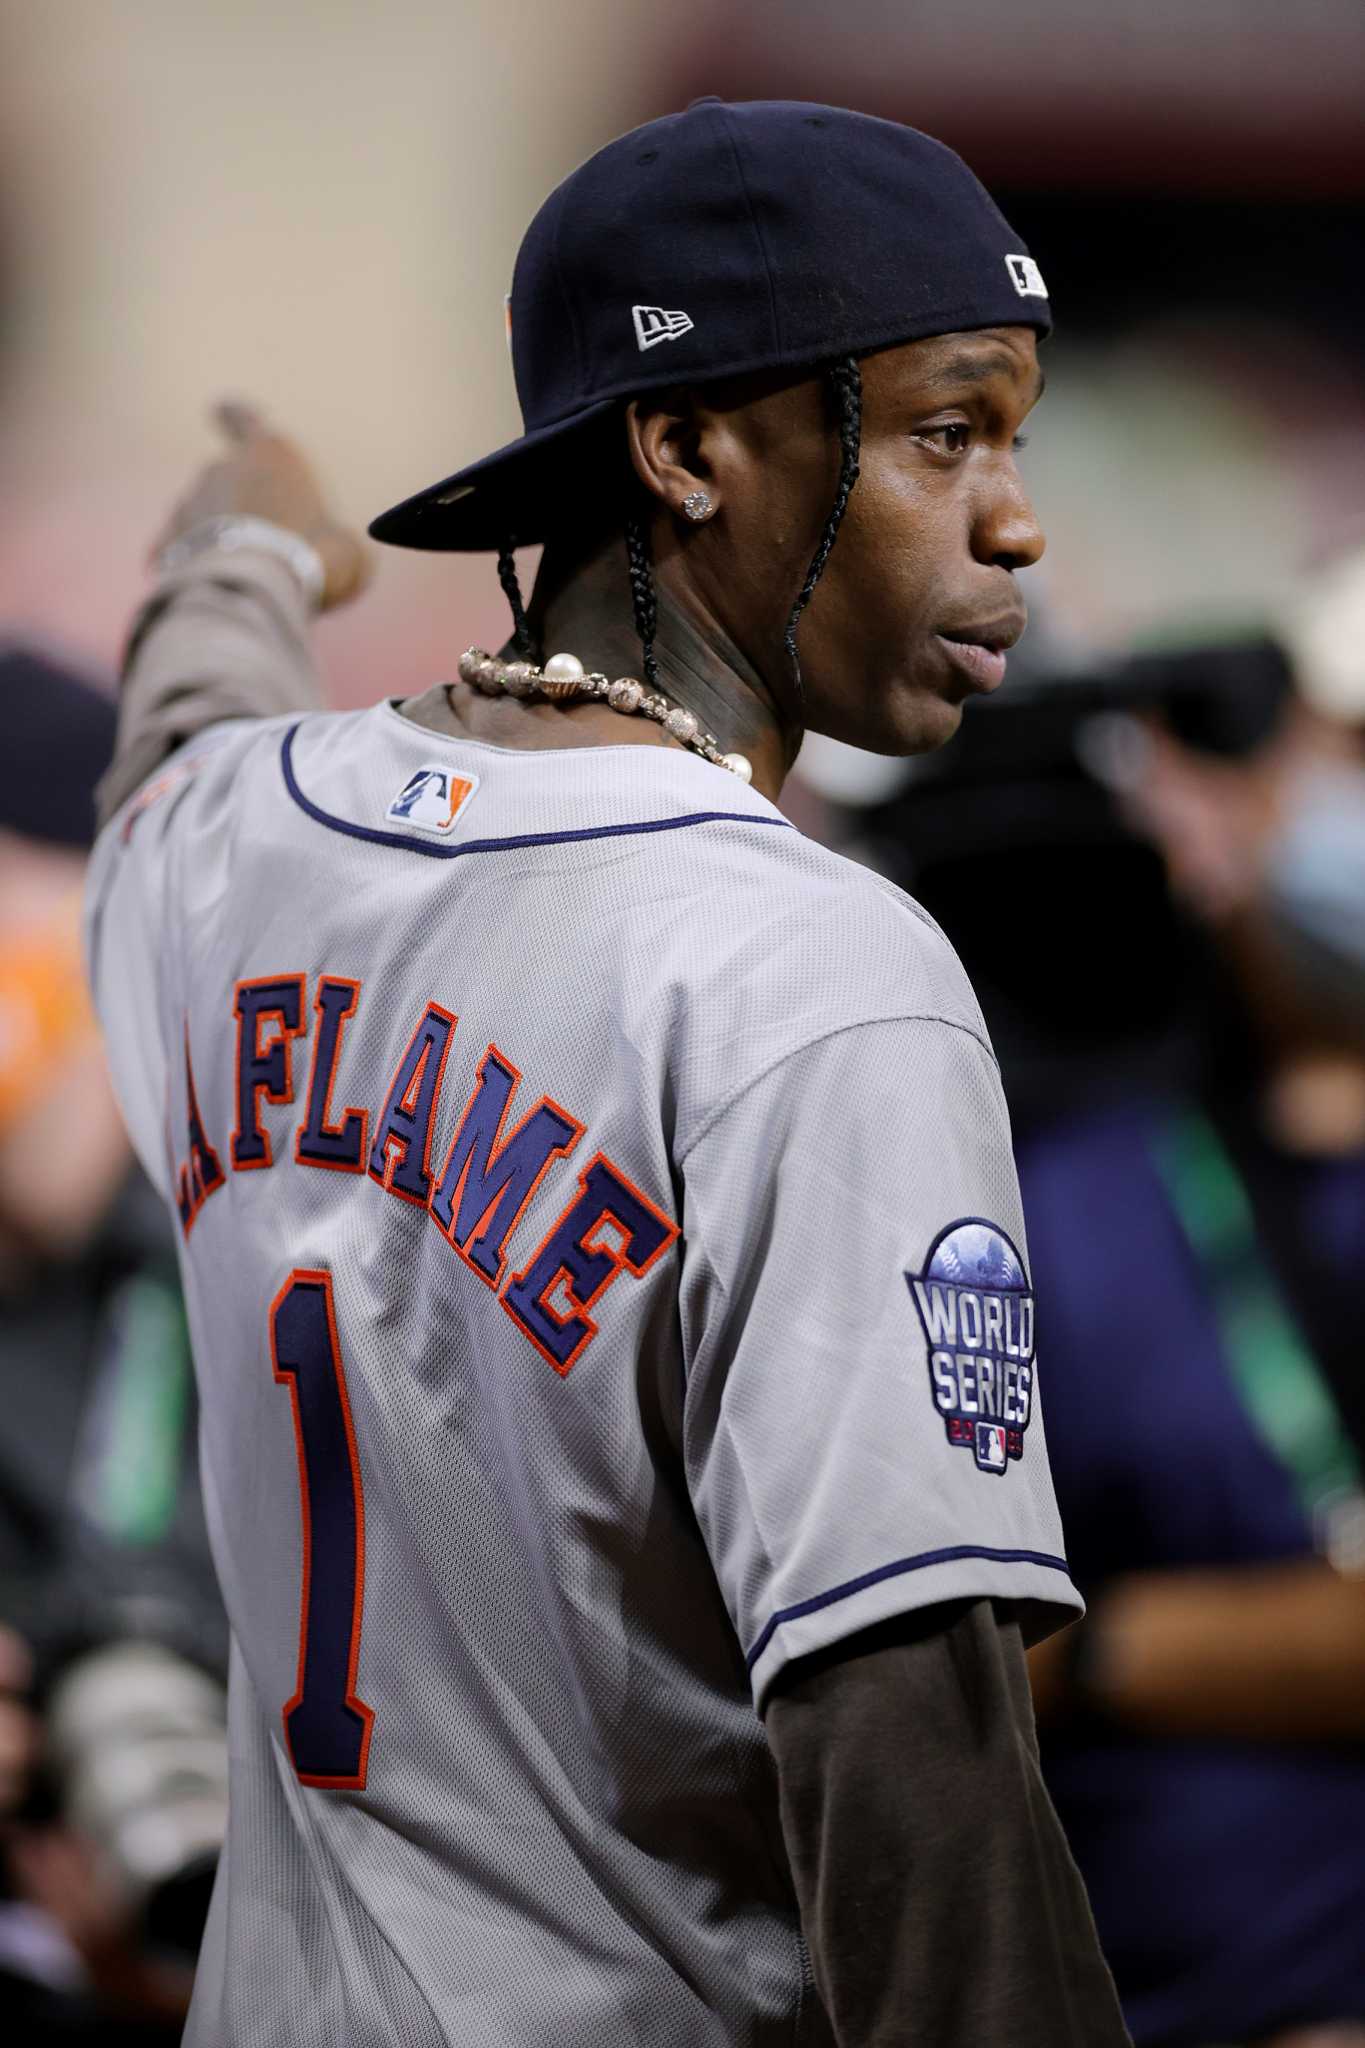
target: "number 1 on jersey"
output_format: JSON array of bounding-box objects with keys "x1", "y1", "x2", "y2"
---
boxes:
[{"x1": 269, "y1": 1269, "x2": 374, "y2": 1788}]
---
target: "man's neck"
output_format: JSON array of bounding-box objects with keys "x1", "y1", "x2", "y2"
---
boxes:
[{"x1": 529, "y1": 528, "x2": 798, "y2": 791}]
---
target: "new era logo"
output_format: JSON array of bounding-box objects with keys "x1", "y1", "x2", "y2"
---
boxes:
[
  {"x1": 385, "y1": 764, "x2": 480, "y2": 835},
  {"x1": 632, "y1": 304, "x2": 694, "y2": 352},
  {"x1": 1005, "y1": 254, "x2": 1048, "y2": 301}
]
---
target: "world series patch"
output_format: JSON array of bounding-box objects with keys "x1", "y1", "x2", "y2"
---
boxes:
[{"x1": 906, "y1": 1219, "x2": 1035, "y2": 1475}]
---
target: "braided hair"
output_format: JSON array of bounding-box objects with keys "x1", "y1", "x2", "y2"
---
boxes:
[
  {"x1": 494, "y1": 357, "x2": 864, "y2": 703},
  {"x1": 617, "y1": 357, "x2": 863, "y2": 710},
  {"x1": 624, "y1": 513, "x2": 661, "y2": 691},
  {"x1": 497, "y1": 539, "x2": 535, "y2": 659},
  {"x1": 783, "y1": 356, "x2": 861, "y2": 708}
]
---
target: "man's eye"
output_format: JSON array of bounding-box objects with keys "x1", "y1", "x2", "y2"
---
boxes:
[{"x1": 921, "y1": 422, "x2": 970, "y2": 454}]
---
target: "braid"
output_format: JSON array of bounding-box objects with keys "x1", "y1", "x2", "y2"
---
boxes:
[
  {"x1": 624, "y1": 513, "x2": 660, "y2": 690},
  {"x1": 618, "y1": 358, "x2": 859, "y2": 710},
  {"x1": 496, "y1": 539, "x2": 535, "y2": 658},
  {"x1": 783, "y1": 355, "x2": 862, "y2": 706}
]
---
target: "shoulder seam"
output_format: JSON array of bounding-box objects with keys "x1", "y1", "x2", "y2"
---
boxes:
[{"x1": 677, "y1": 1013, "x2": 998, "y2": 1165}]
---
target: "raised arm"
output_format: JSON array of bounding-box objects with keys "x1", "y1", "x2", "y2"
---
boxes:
[{"x1": 98, "y1": 403, "x2": 371, "y2": 828}]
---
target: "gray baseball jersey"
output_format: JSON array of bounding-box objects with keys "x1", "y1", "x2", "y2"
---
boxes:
[{"x1": 84, "y1": 700, "x2": 1081, "y2": 2046}]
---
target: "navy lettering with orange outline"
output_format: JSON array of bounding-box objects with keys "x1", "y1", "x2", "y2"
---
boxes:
[
  {"x1": 175, "y1": 1021, "x2": 226, "y2": 1238},
  {"x1": 270, "y1": 1269, "x2": 374, "y2": 1788},
  {"x1": 429, "y1": 1044, "x2": 583, "y2": 1288},
  {"x1": 295, "y1": 977, "x2": 368, "y2": 1173},
  {"x1": 501, "y1": 1153, "x2": 679, "y2": 1375},
  {"x1": 231, "y1": 976, "x2": 306, "y2": 1171},
  {"x1": 367, "y1": 1002, "x2": 457, "y2": 1206}
]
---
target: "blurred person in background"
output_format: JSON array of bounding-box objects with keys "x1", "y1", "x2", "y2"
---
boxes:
[
  {"x1": 1, "y1": 661, "x2": 228, "y2": 2040},
  {"x1": 869, "y1": 607, "x2": 1365, "y2": 2048},
  {"x1": 1267, "y1": 544, "x2": 1365, "y2": 1034},
  {"x1": 1025, "y1": 624, "x2": 1365, "y2": 2048}
]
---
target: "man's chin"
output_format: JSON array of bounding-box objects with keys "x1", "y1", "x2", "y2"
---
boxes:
[
  {"x1": 828, "y1": 683, "x2": 965, "y2": 758},
  {"x1": 904, "y1": 690, "x2": 967, "y2": 755}
]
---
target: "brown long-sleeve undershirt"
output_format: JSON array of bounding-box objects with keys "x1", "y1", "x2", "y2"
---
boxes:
[{"x1": 766, "y1": 1600, "x2": 1131, "y2": 2047}]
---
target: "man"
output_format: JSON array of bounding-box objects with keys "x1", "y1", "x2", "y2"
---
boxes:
[{"x1": 85, "y1": 99, "x2": 1127, "y2": 2045}]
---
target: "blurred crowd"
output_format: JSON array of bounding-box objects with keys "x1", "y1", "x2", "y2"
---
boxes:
[
  {"x1": 1, "y1": 655, "x2": 227, "y2": 2038},
  {"x1": 4, "y1": 4, "x2": 1365, "y2": 2044}
]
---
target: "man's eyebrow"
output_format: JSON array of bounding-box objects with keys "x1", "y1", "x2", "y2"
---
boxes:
[{"x1": 922, "y1": 351, "x2": 1047, "y2": 402}]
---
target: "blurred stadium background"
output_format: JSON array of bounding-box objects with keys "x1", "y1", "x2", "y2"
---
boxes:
[
  {"x1": 3, "y1": 3, "x2": 1365, "y2": 2043},
  {"x1": 2, "y1": 0, "x2": 1363, "y2": 695}
]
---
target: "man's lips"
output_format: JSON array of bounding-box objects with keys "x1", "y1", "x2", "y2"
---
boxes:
[{"x1": 934, "y1": 615, "x2": 1026, "y2": 694}]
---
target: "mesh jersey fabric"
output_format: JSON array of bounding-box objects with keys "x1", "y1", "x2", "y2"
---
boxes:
[{"x1": 84, "y1": 701, "x2": 1080, "y2": 2046}]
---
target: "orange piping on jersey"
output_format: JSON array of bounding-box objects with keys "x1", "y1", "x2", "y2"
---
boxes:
[
  {"x1": 500, "y1": 1151, "x2": 680, "y2": 1377},
  {"x1": 117, "y1": 750, "x2": 208, "y2": 843},
  {"x1": 428, "y1": 1042, "x2": 585, "y2": 1292},
  {"x1": 367, "y1": 1001, "x2": 458, "y2": 1210},
  {"x1": 294, "y1": 976, "x2": 369, "y2": 1174},
  {"x1": 270, "y1": 1267, "x2": 374, "y2": 1792},
  {"x1": 230, "y1": 974, "x2": 307, "y2": 1172}
]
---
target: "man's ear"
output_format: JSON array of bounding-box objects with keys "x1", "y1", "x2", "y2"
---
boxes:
[{"x1": 626, "y1": 391, "x2": 721, "y2": 520}]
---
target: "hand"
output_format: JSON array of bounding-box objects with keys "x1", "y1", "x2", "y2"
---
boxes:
[
  {"x1": 6, "y1": 1822, "x2": 195, "y2": 2023},
  {"x1": 1118, "y1": 718, "x2": 1281, "y2": 924},
  {"x1": 149, "y1": 400, "x2": 374, "y2": 612}
]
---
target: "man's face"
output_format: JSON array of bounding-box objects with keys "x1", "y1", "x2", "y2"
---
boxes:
[{"x1": 695, "y1": 326, "x2": 1046, "y2": 754}]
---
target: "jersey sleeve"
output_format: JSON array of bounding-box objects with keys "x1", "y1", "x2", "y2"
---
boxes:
[
  {"x1": 82, "y1": 724, "x2": 244, "y2": 1200},
  {"x1": 676, "y1": 1015, "x2": 1082, "y2": 1710}
]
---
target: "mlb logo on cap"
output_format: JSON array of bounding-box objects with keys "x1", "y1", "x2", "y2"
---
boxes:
[
  {"x1": 385, "y1": 764, "x2": 480, "y2": 834},
  {"x1": 1005, "y1": 253, "x2": 1047, "y2": 300},
  {"x1": 975, "y1": 1422, "x2": 1008, "y2": 1473}
]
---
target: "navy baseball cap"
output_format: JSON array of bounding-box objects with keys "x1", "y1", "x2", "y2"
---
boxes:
[{"x1": 370, "y1": 97, "x2": 1050, "y2": 554}]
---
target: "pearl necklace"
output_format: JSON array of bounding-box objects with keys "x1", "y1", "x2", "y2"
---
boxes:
[{"x1": 456, "y1": 647, "x2": 753, "y2": 783}]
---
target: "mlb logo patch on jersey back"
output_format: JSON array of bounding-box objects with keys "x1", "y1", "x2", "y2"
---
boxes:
[
  {"x1": 976, "y1": 1421, "x2": 1007, "y2": 1471},
  {"x1": 385, "y1": 764, "x2": 480, "y2": 835},
  {"x1": 906, "y1": 1219, "x2": 1036, "y2": 1475}
]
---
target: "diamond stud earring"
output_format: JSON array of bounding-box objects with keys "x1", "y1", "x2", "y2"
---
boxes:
[{"x1": 681, "y1": 490, "x2": 713, "y2": 523}]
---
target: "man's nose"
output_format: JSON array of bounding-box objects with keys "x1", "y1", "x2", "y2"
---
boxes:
[{"x1": 975, "y1": 466, "x2": 1045, "y2": 573}]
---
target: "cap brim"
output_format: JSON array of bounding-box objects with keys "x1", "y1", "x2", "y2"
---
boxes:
[{"x1": 367, "y1": 398, "x2": 622, "y2": 553}]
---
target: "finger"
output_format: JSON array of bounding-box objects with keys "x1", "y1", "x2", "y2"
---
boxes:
[{"x1": 214, "y1": 397, "x2": 269, "y2": 445}]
